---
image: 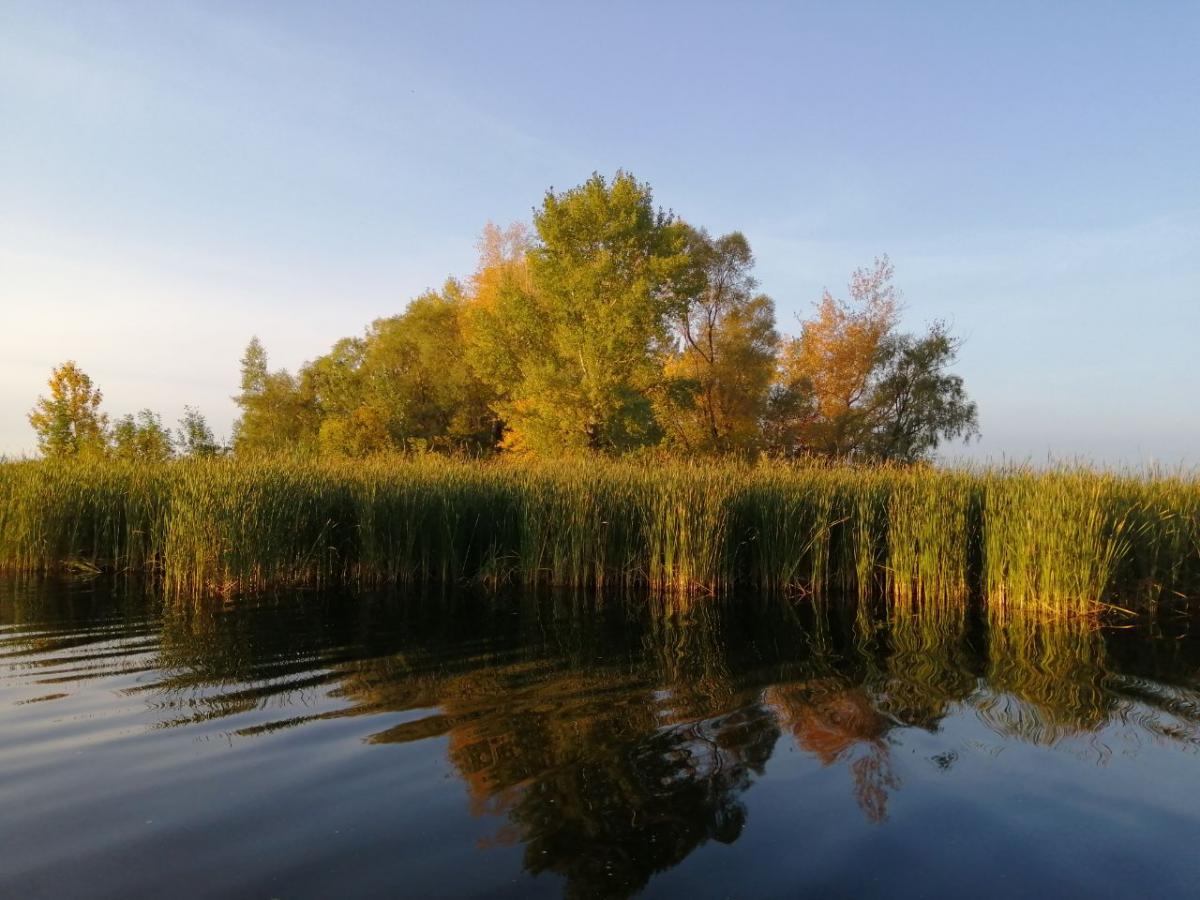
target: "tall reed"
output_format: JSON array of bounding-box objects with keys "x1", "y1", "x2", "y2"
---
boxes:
[{"x1": 1, "y1": 456, "x2": 1197, "y2": 610}]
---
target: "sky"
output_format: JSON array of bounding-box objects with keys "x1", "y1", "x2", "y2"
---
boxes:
[{"x1": 1, "y1": 0, "x2": 1197, "y2": 463}]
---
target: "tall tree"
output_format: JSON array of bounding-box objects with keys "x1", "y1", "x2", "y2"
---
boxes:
[
  {"x1": 28, "y1": 361, "x2": 109, "y2": 458},
  {"x1": 232, "y1": 337, "x2": 316, "y2": 454},
  {"x1": 775, "y1": 257, "x2": 899, "y2": 456},
  {"x1": 473, "y1": 172, "x2": 691, "y2": 453},
  {"x1": 767, "y1": 258, "x2": 977, "y2": 460},
  {"x1": 463, "y1": 222, "x2": 536, "y2": 444},
  {"x1": 300, "y1": 337, "x2": 376, "y2": 455},
  {"x1": 656, "y1": 229, "x2": 779, "y2": 454},
  {"x1": 287, "y1": 278, "x2": 500, "y2": 457},
  {"x1": 375, "y1": 281, "x2": 497, "y2": 451}
]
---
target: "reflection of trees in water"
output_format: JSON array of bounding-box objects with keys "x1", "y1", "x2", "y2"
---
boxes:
[
  {"x1": 331, "y1": 600, "x2": 1200, "y2": 868},
  {"x1": 762, "y1": 598, "x2": 977, "y2": 823},
  {"x1": 101, "y1": 591, "x2": 1200, "y2": 766},
  {"x1": 767, "y1": 678, "x2": 897, "y2": 822},
  {"x1": 508, "y1": 704, "x2": 778, "y2": 898},
  {"x1": 12, "y1": 580, "x2": 1200, "y2": 895},
  {"x1": 344, "y1": 606, "x2": 782, "y2": 898}
]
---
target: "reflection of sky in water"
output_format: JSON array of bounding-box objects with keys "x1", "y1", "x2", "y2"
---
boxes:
[{"x1": 2, "y1": 578, "x2": 1199, "y2": 899}]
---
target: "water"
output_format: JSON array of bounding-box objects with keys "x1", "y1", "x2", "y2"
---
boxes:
[{"x1": 2, "y1": 579, "x2": 1199, "y2": 899}]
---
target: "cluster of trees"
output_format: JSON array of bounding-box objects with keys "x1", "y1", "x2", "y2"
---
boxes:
[
  {"x1": 28, "y1": 172, "x2": 977, "y2": 463},
  {"x1": 28, "y1": 361, "x2": 222, "y2": 460},
  {"x1": 233, "y1": 172, "x2": 977, "y2": 461}
]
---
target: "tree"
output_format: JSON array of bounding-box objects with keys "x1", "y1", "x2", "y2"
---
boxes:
[
  {"x1": 111, "y1": 409, "x2": 175, "y2": 462},
  {"x1": 217, "y1": 177, "x2": 980, "y2": 463},
  {"x1": 299, "y1": 337, "x2": 374, "y2": 455},
  {"x1": 463, "y1": 222, "x2": 536, "y2": 445},
  {"x1": 231, "y1": 337, "x2": 317, "y2": 454},
  {"x1": 656, "y1": 229, "x2": 779, "y2": 454},
  {"x1": 472, "y1": 172, "x2": 691, "y2": 453},
  {"x1": 302, "y1": 280, "x2": 498, "y2": 456},
  {"x1": 176, "y1": 406, "x2": 222, "y2": 457},
  {"x1": 371, "y1": 281, "x2": 497, "y2": 451},
  {"x1": 767, "y1": 257, "x2": 977, "y2": 461},
  {"x1": 774, "y1": 257, "x2": 900, "y2": 457},
  {"x1": 28, "y1": 361, "x2": 109, "y2": 457},
  {"x1": 864, "y1": 324, "x2": 978, "y2": 462}
]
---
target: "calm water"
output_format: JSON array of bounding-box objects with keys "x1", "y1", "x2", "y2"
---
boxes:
[{"x1": 2, "y1": 579, "x2": 1199, "y2": 899}]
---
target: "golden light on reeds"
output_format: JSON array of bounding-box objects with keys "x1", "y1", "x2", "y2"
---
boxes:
[{"x1": 0, "y1": 456, "x2": 1196, "y2": 610}]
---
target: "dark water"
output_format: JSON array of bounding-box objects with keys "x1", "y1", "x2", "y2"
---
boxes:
[{"x1": 2, "y1": 580, "x2": 1199, "y2": 899}]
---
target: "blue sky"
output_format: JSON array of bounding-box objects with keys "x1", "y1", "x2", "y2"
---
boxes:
[{"x1": 2, "y1": 1, "x2": 1197, "y2": 462}]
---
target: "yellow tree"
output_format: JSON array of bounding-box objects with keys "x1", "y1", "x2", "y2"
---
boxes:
[
  {"x1": 466, "y1": 219, "x2": 601, "y2": 455},
  {"x1": 775, "y1": 257, "x2": 899, "y2": 456},
  {"x1": 28, "y1": 361, "x2": 109, "y2": 457},
  {"x1": 462, "y1": 222, "x2": 536, "y2": 451}
]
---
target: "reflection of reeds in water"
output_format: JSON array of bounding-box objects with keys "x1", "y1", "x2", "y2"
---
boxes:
[
  {"x1": 1104, "y1": 677, "x2": 1200, "y2": 753},
  {"x1": 878, "y1": 601, "x2": 978, "y2": 730},
  {"x1": 644, "y1": 606, "x2": 740, "y2": 718},
  {"x1": 978, "y1": 607, "x2": 1113, "y2": 747},
  {"x1": 12, "y1": 578, "x2": 1200, "y2": 896}
]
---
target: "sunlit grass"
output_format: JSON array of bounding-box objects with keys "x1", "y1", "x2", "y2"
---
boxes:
[{"x1": 0, "y1": 455, "x2": 1196, "y2": 609}]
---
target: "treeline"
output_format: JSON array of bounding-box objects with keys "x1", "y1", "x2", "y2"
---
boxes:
[
  {"x1": 232, "y1": 172, "x2": 977, "y2": 461},
  {"x1": 25, "y1": 360, "x2": 222, "y2": 461},
  {"x1": 24, "y1": 171, "x2": 977, "y2": 462}
]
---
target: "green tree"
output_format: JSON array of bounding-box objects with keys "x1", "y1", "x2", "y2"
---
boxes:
[
  {"x1": 369, "y1": 281, "x2": 497, "y2": 451},
  {"x1": 232, "y1": 337, "x2": 317, "y2": 454},
  {"x1": 473, "y1": 172, "x2": 691, "y2": 453},
  {"x1": 656, "y1": 230, "x2": 779, "y2": 454},
  {"x1": 302, "y1": 337, "x2": 367, "y2": 425},
  {"x1": 302, "y1": 281, "x2": 498, "y2": 456},
  {"x1": 111, "y1": 409, "x2": 175, "y2": 462},
  {"x1": 300, "y1": 337, "x2": 375, "y2": 455},
  {"x1": 864, "y1": 324, "x2": 978, "y2": 462},
  {"x1": 28, "y1": 361, "x2": 109, "y2": 457},
  {"x1": 176, "y1": 406, "x2": 222, "y2": 457}
]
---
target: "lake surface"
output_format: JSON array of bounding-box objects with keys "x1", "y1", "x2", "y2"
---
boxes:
[{"x1": 2, "y1": 579, "x2": 1199, "y2": 899}]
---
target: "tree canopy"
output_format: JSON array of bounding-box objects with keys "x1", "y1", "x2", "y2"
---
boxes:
[
  {"x1": 767, "y1": 257, "x2": 977, "y2": 459},
  {"x1": 111, "y1": 409, "x2": 174, "y2": 462},
  {"x1": 226, "y1": 175, "x2": 976, "y2": 462},
  {"x1": 30, "y1": 173, "x2": 977, "y2": 464},
  {"x1": 28, "y1": 361, "x2": 108, "y2": 458},
  {"x1": 475, "y1": 171, "x2": 692, "y2": 453},
  {"x1": 655, "y1": 229, "x2": 780, "y2": 455}
]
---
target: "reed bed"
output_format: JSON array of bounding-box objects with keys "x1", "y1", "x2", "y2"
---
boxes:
[{"x1": 0, "y1": 456, "x2": 1197, "y2": 610}]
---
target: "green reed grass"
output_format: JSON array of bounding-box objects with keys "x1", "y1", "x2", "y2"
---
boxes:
[{"x1": 1, "y1": 456, "x2": 1197, "y2": 610}]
